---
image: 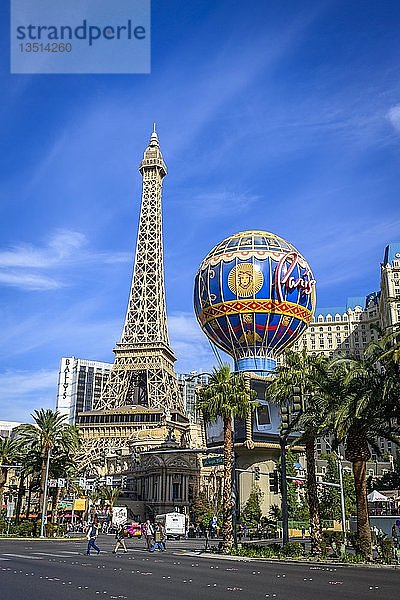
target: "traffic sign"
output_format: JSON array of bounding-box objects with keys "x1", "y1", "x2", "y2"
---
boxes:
[
  {"x1": 6, "y1": 501, "x2": 15, "y2": 518},
  {"x1": 202, "y1": 456, "x2": 224, "y2": 467}
]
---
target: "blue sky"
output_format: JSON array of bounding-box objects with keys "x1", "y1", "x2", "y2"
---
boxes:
[{"x1": 1, "y1": 1, "x2": 400, "y2": 422}]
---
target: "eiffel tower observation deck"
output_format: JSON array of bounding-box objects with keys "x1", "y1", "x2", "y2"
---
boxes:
[{"x1": 76, "y1": 128, "x2": 189, "y2": 473}]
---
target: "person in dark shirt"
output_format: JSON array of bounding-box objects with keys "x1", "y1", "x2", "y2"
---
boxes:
[{"x1": 86, "y1": 520, "x2": 101, "y2": 555}]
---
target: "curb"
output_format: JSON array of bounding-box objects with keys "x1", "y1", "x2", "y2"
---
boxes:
[{"x1": 177, "y1": 550, "x2": 400, "y2": 570}]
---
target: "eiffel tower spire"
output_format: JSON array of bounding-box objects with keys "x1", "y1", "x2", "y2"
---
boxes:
[{"x1": 95, "y1": 129, "x2": 183, "y2": 412}]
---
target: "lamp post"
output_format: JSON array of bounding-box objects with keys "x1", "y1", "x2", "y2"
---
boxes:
[
  {"x1": 231, "y1": 416, "x2": 238, "y2": 548},
  {"x1": 336, "y1": 453, "x2": 347, "y2": 547},
  {"x1": 40, "y1": 449, "x2": 51, "y2": 538},
  {"x1": 279, "y1": 433, "x2": 289, "y2": 546}
]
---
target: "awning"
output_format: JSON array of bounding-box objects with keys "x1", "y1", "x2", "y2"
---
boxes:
[{"x1": 367, "y1": 490, "x2": 390, "y2": 502}]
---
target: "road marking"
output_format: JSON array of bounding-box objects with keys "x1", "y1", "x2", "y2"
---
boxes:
[
  {"x1": 0, "y1": 558, "x2": 10, "y2": 561},
  {"x1": 36, "y1": 552, "x2": 79, "y2": 557},
  {"x1": 3, "y1": 554, "x2": 43, "y2": 560}
]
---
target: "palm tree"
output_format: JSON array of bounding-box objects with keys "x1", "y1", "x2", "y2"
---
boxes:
[
  {"x1": 366, "y1": 325, "x2": 400, "y2": 366},
  {"x1": 16, "y1": 410, "x2": 80, "y2": 522},
  {"x1": 323, "y1": 354, "x2": 400, "y2": 560},
  {"x1": 99, "y1": 486, "x2": 121, "y2": 509},
  {"x1": 267, "y1": 349, "x2": 329, "y2": 555},
  {"x1": 196, "y1": 364, "x2": 256, "y2": 553},
  {"x1": 48, "y1": 449, "x2": 80, "y2": 526},
  {"x1": 0, "y1": 436, "x2": 21, "y2": 508}
]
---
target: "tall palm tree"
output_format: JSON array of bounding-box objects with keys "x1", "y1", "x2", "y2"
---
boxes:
[
  {"x1": 267, "y1": 349, "x2": 329, "y2": 555},
  {"x1": 99, "y1": 486, "x2": 121, "y2": 508},
  {"x1": 16, "y1": 410, "x2": 80, "y2": 521},
  {"x1": 196, "y1": 364, "x2": 256, "y2": 553},
  {"x1": 48, "y1": 449, "x2": 80, "y2": 525},
  {"x1": 323, "y1": 354, "x2": 400, "y2": 560},
  {"x1": 0, "y1": 436, "x2": 21, "y2": 508}
]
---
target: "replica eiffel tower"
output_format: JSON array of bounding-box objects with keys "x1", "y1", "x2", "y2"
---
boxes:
[{"x1": 76, "y1": 128, "x2": 188, "y2": 474}]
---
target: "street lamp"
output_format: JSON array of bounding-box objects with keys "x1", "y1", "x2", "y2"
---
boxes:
[{"x1": 336, "y1": 453, "x2": 347, "y2": 547}]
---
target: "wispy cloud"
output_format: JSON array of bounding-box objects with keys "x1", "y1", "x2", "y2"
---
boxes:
[
  {"x1": 0, "y1": 298, "x2": 120, "y2": 361},
  {"x1": 0, "y1": 369, "x2": 58, "y2": 422},
  {"x1": 0, "y1": 230, "x2": 86, "y2": 268},
  {"x1": 387, "y1": 104, "x2": 400, "y2": 133},
  {"x1": 168, "y1": 312, "x2": 231, "y2": 374},
  {"x1": 304, "y1": 217, "x2": 400, "y2": 296},
  {"x1": 0, "y1": 271, "x2": 62, "y2": 291},
  {"x1": 0, "y1": 229, "x2": 131, "y2": 291},
  {"x1": 185, "y1": 191, "x2": 260, "y2": 220}
]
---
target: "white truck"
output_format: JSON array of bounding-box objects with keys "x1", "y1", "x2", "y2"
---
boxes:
[{"x1": 155, "y1": 512, "x2": 186, "y2": 539}]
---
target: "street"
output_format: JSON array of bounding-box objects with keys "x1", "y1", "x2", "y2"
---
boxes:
[{"x1": 0, "y1": 536, "x2": 398, "y2": 600}]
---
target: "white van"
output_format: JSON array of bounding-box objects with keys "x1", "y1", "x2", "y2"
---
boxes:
[{"x1": 155, "y1": 512, "x2": 186, "y2": 539}]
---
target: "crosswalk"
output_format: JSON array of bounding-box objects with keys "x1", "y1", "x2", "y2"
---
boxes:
[{"x1": 0, "y1": 550, "x2": 84, "y2": 561}]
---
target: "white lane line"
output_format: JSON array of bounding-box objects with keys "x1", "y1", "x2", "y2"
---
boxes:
[
  {"x1": 0, "y1": 558, "x2": 10, "y2": 561},
  {"x1": 35, "y1": 552, "x2": 80, "y2": 557},
  {"x1": 3, "y1": 554, "x2": 43, "y2": 560}
]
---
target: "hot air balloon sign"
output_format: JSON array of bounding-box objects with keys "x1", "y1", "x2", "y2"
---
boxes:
[{"x1": 194, "y1": 230, "x2": 316, "y2": 373}]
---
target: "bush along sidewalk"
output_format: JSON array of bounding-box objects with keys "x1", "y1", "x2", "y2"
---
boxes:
[
  {"x1": 229, "y1": 538, "x2": 399, "y2": 565},
  {"x1": 230, "y1": 542, "x2": 304, "y2": 560},
  {"x1": 0, "y1": 519, "x2": 68, "y2": 538}
]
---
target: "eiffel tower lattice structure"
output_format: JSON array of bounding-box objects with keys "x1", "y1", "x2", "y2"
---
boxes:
[
  {"x1": 96, "y1": 128, "x2": 183, "y2": 413},
  {"x1": 76, "y1": 129, "x2": 188, "y2": 473}
]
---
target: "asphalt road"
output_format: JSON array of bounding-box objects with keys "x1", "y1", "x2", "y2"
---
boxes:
[{"x1": 0, "y1": 535, "x2": 398, "y2": 600}]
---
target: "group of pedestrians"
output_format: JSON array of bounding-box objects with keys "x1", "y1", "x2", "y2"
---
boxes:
[
  {"x1": 142, "y1": 519, "x2": 166, "y2": 552},
  {"x1": 85, "y1": 519, "x2": 166, "y2": 556}
]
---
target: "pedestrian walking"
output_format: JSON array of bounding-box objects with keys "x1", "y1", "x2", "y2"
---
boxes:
[
  {"x1": 86, "y1": 520, "x2": 101, "y2": 555},
  {"x1": 112, "y1": 524, "x2": 128, "y2": 554},
  {"x1": 143, "y1": 519, "x2": 154, "y2": 550},
  {"x1": 150, "y1": 523, "x2": 166, "y2": 552}
]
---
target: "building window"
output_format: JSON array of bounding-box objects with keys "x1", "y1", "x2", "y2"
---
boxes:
[{"x1": 172, "y1": 482, "x2": 181, "y2": 500}]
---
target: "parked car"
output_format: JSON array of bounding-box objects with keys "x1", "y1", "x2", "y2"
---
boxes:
[{"x1": 124, "y1": 522, "x2": 142, "y2": 538}]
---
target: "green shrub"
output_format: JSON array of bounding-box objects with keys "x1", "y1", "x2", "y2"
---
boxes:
[
  {"x1": 340, "y1": 553, "x2": 365, "y2": 564},
  {"x1": 231, "y1": 543, "x2": 280, "y2": 558},
  {"x1": 16, "y1": 520, "x2": 34, "y2": 537},
  {"x1": 230, "y1": 542, "x2": 304, "y2": 559},
  {"x1": 282, "y1": 542, "x2": 304, "y2": 558},
  {"x1": 378, "y1": 538, "x2": 394, "y2": 564}
]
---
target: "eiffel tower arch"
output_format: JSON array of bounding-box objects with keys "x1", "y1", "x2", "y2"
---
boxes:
[{"x1": 76, "y1": 129, "x2": 189, "y2": 474}]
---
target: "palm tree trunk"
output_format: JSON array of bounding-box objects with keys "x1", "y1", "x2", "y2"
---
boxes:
[
  {"x1": 15, "y1": 472, "x2": 26, "y2": 525},
  {"x1": 26, "y1": 479, "x2": 33, "y2": 520},
  {"x1": 352, "y1": 458, "x2": 372, "y2": 559},
  {"x1": 222, "y1": 416, "x2": 233, "y2": 553},
  {"x1": 0, "y1": 468, "x2": 6, "y2": 508},
  {"x1": 304, "y1": 435, "x2": 323, "y2": 555},
  {"x1": 38, "y1": 453, "x2": 48, "y2": 517}
]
